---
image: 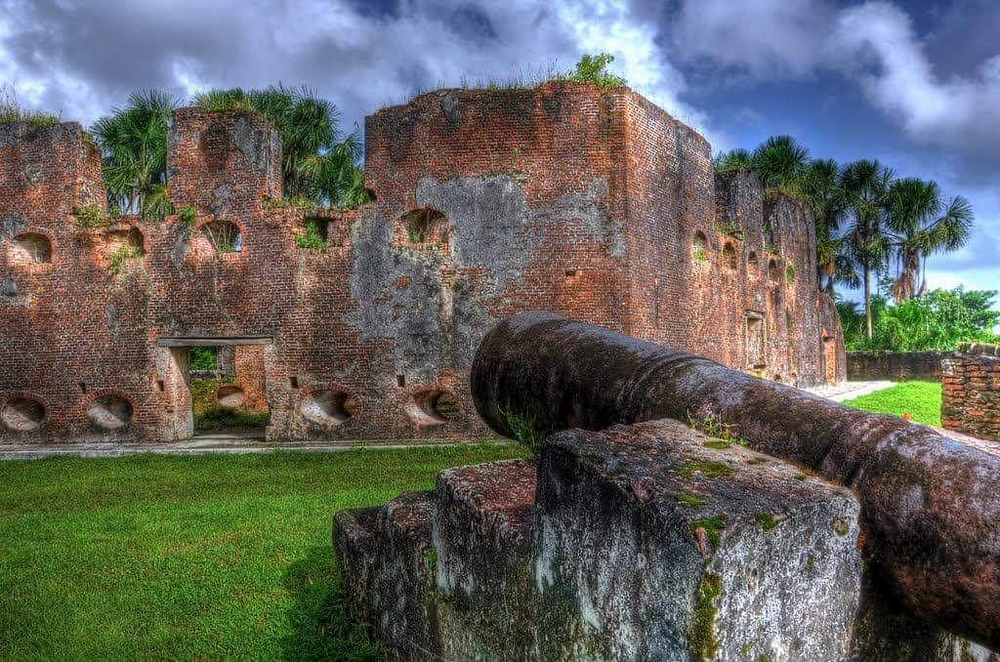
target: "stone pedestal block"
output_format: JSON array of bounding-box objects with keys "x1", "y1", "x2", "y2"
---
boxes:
[
  {"x1": 532, "y1": 419, "x2": 862, "y2": 661},
  {"x1": 433, "y1": 458, "x2": 537, "y2": 659}
]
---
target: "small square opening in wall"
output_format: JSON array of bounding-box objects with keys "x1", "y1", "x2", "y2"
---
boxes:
[
  {"x1": 289, "y1": 376, "x2": 299, "y2": 389},
  {"x1": 397, "y1": 374, "x2": 406, "y2": 387},
  {"x1": 79, "y1": 382, "x2": 87, "y2": 393},
  {"x1": 156, "y1": 379, "x2": 165, "y2": 392}
]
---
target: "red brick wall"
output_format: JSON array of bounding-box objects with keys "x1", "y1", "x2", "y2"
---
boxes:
[
  {"x1": 1, "y1": 83, "x2": 845, "y2": 446},
  {"x1": 942, "y1": 343, "x2": 1000, "y2": 441}
]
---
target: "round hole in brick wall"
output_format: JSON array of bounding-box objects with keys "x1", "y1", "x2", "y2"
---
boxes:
[
  {"x1": 406, "y1": 390, "x2": 459, "y2": 426},
  {"x1": 217, "y1": 385, "x2": 246, "y2": 408},
  {"x1": 300, "y1": 390, "x2": 355, "y2": 427},
  {"x1": 10, "y1": 233, "x2": 52, "y2": 264},
  {"x1": 1, "y1": 397, "x2": 45, "y2": 433},
  {"x1": 87, "y1": 395, "x2": 133, "y2": 430}
]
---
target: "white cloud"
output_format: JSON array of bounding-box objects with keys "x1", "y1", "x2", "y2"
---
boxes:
[
  {"x1": 671, "y1": 0, "x2": 833, "y2": 78},
  {"x1": 829, "y1": 2, "x2": 1000, "y2": 152},
  {"x1": 0, "y1": 0, "x2": 714, "y2": 142}
]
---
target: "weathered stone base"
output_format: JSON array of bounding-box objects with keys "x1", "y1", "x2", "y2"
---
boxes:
[{"x1": 334, "y1": 420, "x2": 1000, "y2": 660}]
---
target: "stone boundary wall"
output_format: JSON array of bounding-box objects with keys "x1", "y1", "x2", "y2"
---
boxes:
[
  {"x1": 943, "y1": 343, "x2": 1000, "y2": 441},
  {"x1": 847, "y1": 351, "x2": 946, "y2": 381}
]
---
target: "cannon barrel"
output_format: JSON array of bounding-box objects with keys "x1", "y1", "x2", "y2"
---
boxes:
[{"x1": 471, "y1": 311, "x2": 1000, "y2": 649}]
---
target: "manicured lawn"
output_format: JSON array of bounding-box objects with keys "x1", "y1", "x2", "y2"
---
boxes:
[
  {"x1": 0, "y1": 444, "x2": 527, "y2": 659},
  {"x1": 843, "y1": 380, "x2": 942, "y2": 427}
]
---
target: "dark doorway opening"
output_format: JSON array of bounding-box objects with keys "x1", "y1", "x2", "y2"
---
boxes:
[{"x1": 187, "y1": 346, "x2": 269, "y2": 437}]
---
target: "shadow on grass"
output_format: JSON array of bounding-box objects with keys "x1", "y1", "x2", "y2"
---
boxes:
[{"x1": 280, "y1": 545, "x2": 382, "y2": 661}]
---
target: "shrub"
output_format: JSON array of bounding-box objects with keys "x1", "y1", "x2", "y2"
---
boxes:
[
  {"x1": 178, "y1": 205, "x2": 198, "y2": 226},
  {"x1": 107, "y1": 245, "x2": 143, "y2": 275},
  {"x1": 72, "y1": 205, "x2": 108, "y2": 228},
  {"x1": 839, "y1": 287, "x2": 1000, "y2": 352},
  {"x1": 296, "y1": 220, "x2": 327, "y2": 249},
  {"x1": 565, "y1": 53, "x2": 627, "y2": 89}
]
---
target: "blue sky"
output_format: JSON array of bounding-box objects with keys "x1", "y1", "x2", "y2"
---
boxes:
[{"x1": 2, "y1": 0, "x2": 997, "y2": 306}]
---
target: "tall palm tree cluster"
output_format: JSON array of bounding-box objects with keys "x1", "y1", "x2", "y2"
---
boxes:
[
  {"x1": 715, "y1": 137, "x2": 974, "y2": 339},
  {"x1": 92, "y1": 85, "x2": 369, "y2": 220}
]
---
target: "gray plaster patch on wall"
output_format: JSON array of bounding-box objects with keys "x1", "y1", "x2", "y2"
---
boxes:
[
  {"x1": 0, "y1": 214, "x2": 26, "y2": 241},
  {"x1": 233, "y1": 115, "x2": 280, "y2": 176},
  {"x1": 347, "y1": 174, "x2": 619, "y2": 381}
]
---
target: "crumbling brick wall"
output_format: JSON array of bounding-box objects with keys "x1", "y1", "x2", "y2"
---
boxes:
[
  {"x1": 942, "y1": 343, "x2": 1000, "y2": 441},
  {"x1": 0, "y1": 82, "x2": 846, "y2": 445}
]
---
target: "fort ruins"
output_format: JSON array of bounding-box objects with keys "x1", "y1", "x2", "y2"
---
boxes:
[{"x1": 1, "y1": 82, "x2": 845, "y2": 444}]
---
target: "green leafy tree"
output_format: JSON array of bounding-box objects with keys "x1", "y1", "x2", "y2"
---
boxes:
[
  {"x1": 839, "y1": 288, "x2": 999, "y2": 351},
  {"x1": 566, "y1": 53, "x2": 626, "y2": 88},
  {"x1": 91, "y1": 90, "x2": 178, "y2": 219},
  {"x1": 885, "y1": 177, "x2": 974, "y2": 302},
  {"x1": 750, "y1": 135, "x2": 810, "y2": 196}
]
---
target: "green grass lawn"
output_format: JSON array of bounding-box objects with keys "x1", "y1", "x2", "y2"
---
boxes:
[
  {"x1": 843, "y1": 380, "x2": 942, "y2": 427},
  {"x1": 0, "y1": 444, "x2": 527, "y2": 660}
]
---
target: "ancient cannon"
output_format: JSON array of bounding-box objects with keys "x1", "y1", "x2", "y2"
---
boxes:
[{"x1": 470, "y1": 311, "x2": 1000, "y2": 650}]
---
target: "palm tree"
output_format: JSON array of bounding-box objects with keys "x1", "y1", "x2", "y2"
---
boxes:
[
  {"x1": 838, "y1": 159, "x2": 895, "y2": 339},
  {"x1": 885, "y1": 178, "x2": 974, "y2": 302},
  {"x1": 799, "y1": 159, "x2": 844, "y2": 292},
  {"x1": 750, "y1": 135, "x2": 810, "y2": 196},
  {"x1": 713, "y1": 148, "x2": 753, "y2": 173},
  {"x1": 92, "y1": 90, "x2": 178, "y2": 219},
  {"x1": 192, "y1": 85, "x2": 349, "y2": 201}
]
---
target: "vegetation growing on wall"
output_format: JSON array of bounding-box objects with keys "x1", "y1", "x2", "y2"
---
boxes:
[
  {"x1": 0, "y1": 86, "x2": 60, "y2": 127},
  {"x1": 837, "y1": 287, "x2": 1000, "y2": 352}
]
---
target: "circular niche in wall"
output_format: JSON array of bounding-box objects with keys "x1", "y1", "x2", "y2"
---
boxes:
[
  {"x1": 87, "y1": 395, "x2": 134, "y2": 430},
  {"x1": 300, "y1": 390, "x2": 355, "y2": 427},
  {"x1": 1, "y1": 397, "x2": 45, "y2": 433},
  {"x1": 217, "y1": 385, "x2": 246, "y2": 408},
  {"x1": 406, "y1": 390, "x2": 460, "y2": 426}
]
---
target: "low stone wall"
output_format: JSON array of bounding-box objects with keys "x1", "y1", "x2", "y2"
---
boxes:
[
  {"x1": 943, "y1": 343, "x2": 1000, "y2": 441},
  {"x1": 847, "y1": 351, "x2": 947, "y2": 381}
]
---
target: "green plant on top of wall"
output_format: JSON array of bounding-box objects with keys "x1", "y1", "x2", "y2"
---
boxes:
[
  {"x1": 178, "y1": 205, "x2": 198, "y2": 226},
  {"x1": 72, "y1": 205, "x2": 109, "y2": 229},
  {"x1": 296, "y1": 219, "x2": 327, "y2": 250}
]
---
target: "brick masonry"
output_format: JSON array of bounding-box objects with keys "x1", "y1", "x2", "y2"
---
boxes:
[
  {"x1": 0, "y1": 82, "x2": 845, "y2": 444},
  {"x1": 942, "y1": 343, "x2": 1000, "y2": 441},
  {"x1": 848, "y1": 351, "x2": 946, "y2": 381}
]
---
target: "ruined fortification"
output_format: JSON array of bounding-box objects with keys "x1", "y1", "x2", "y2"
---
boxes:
[{"x1": 0, "y1": 82, "x2": 845, "y2": 444}]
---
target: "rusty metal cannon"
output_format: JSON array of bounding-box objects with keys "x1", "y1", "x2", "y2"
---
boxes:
[{"x1": 470, "y1": 311, "x2": 1000, "y2": 650}]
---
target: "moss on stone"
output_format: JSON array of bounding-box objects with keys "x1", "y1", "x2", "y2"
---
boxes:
[
  {"x1": 690, "y1": 515, "x2": 726, "y2": 547},
  {"x1": 702, "y1": 439, "x2": 731, "y2": 450},
  {"x1": 755, "y1": 512, "x2": 777, "y2": 533},
  {"x1": 689, "y1": 573, "x2": 722, "y2": 660},
  {"x1": 679, "y1": 460, "x2": 735, "y2": 480},
  {"x1": 678, "y1": 493, "x2": 707, "y2": 507}
]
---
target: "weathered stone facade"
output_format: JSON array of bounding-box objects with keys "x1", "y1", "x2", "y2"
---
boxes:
[
  {"x1": 942, "y1": 343, "x2": 1000, "y2": 441},
  {"x1": 1, "y1": 82, "x2": 844, "y2": 444}
]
